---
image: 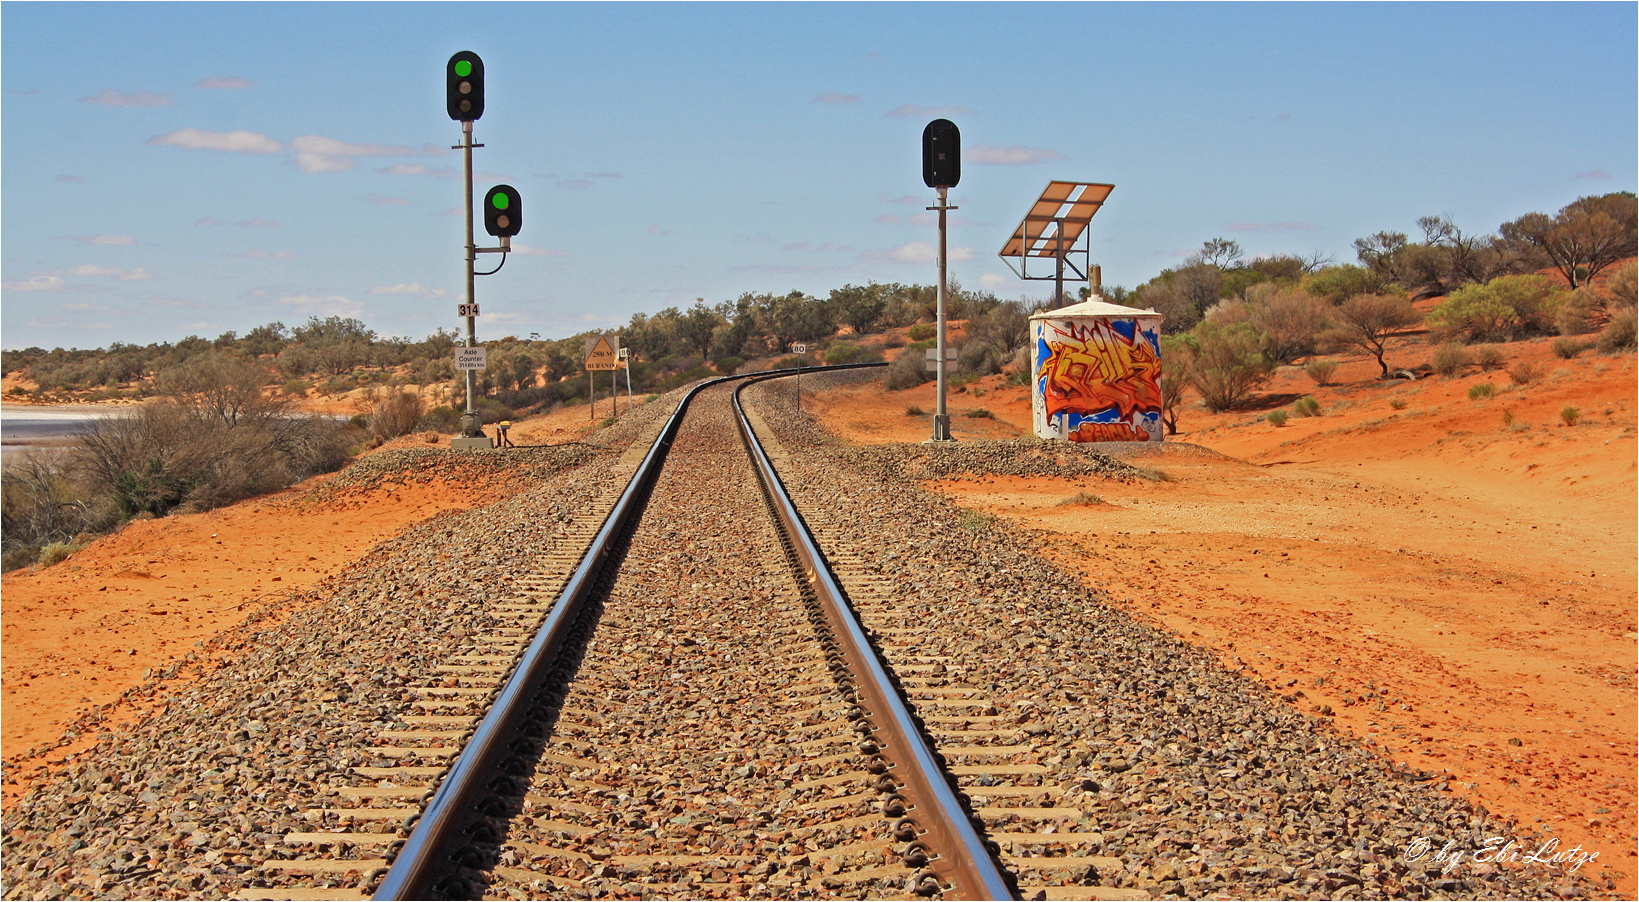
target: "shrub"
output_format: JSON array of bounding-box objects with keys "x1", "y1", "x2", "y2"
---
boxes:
[
  {"x1": 1472, "y1": 344, "x2": 1505, "y2": 370},
  {"x1": 367, "y1": 391, "x2": 424, "y2": 442},
  {"x1": 1006, "y1": 346, "x2": 1033, "y2": 385},
  {"x1": 1560, "y1": 405, "x2": 1581, "y2": 426},
  {"x1": 1507, "y1": 361, "x2": 1539, "y2": 385},
  {"x1": 965, "y1": 408, "x2": 995, "y2": 419},
  {"x1": 1595, "y1": 308, "x2": 1637, "y2": 352},
  {"x1": 1555, "y1": 288, "x2": 1604, "y2": 336},
  {"x1": 1055, "y1": 491, "x2": 1105, "y2": 506},
  {"x1": 37, "y1": 541, "x2": 79, "y2": 568},
  {"x1": 908, "y1": 323, "x2": 936, "y2": 341},
  {"x1": 1502, "y1": 409, "x2": 1515, "y2": 427},
  {"x1": 1265, "y1": 409, "x2": 1289, "y2": 427},
  {"x1": 824, "y1": 344, "x2": 866, "y2": 366},
  {"x1": 1183, "y1": 321, "x2": 1274, "y2": 412},
  {"x1": 281, "y1": 379, "x2": 310, "y2": 396},
  {"x1": 1607, "y1": 260, "x2": 1637, "y2": 309},
  {"x1": 1468, "y1": 382, "x2": 1496, "y2": 400},
  {"x1": 1389, "y1": 398, "x2": 1408, "y2": 410},
  {"x1": 1293, "y1": 395, "x2": 1322, "y2": 417},
  {"x1": 905, "y1": 405, "x2": 926, "y2": 417},
  {"x1": 1246, "y1": 286, "x2": 1332, "y2": 365},
  {"x1": 1426, "y1": 274, "x2": 1568, "y2": 342},
  {"x1": 1552, "y1": 336, "x2": 1587, "y2": 359},
  {"x1": 1303, "y1": 359, "x2": 1338, "y2": 386},
  {"x1": 1431, "y1": 342, "x2": 1471, "y2": 376},
  {"x1": 714, "y1": 356, "x2": 745, "y2": 375},
  {"x1": 884, "y1": 347, "x2": 930, "y2": 391},
  {"x1": 770, "y1": 356, "x2": 803, "y2": 371}
]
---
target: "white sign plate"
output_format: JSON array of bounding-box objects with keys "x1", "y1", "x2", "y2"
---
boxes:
[
  {"x1": 792, "y1": 343, "x2": 808, "y2": 354},
  {"x1": 459, "y1": 303, "x2": 480, "y2": 318},
  {"x1": 454, "y1": 346, "x2": 488, "y2": 370}
]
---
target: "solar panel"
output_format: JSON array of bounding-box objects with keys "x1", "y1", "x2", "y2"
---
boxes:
[{"x1": 999, "y1": 181, "x2": 1114, "y2": 261}]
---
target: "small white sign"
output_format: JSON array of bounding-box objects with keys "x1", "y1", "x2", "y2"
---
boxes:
[
  {"x1": 458, "y1": 303, "x2": 480, "y2": 318},
  {"x1": 792, "y1": 343, "x2": 808, "y2": 354},
  {"x1": 454, "y1": 346, "x2": 487, "y2": 370}
]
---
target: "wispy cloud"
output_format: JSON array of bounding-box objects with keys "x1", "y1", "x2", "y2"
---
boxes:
[
  {"x1": 277, "y1": 293, "x2": 363, "y2": 317},
  {"x1": 876, "y1": 193, "x2": 921, "y2": 206},
  {"x1": 50, "y1": 264, "x2": 156, "y2": 281},
  {"x1": 291, "y1": 135, "x2": 438, "y2": 173},
  {"x1": 865, "y1": 242, "x2": 975, "y2": 264},
  {"x1": 3, "y1": 275, "x2": 70, "y2": 292},
  {"x1": 198, "y1": 217, "x2": 279, "y2": 228},
  {"x1": 230, "y1": 249, "x2": 296, "y2": 260},
  {"x1": 1225, "y1": 221, "x2": 1321, "y2": 232},
  {"x1": 966, "y1": 144, "x2": 1064, "y2": 165},
  {"x1": 509, "y1": 244, "x2": 570, "y2": 257},
  {"x1": 150, "y1": 128, "x2": 283, "y2": 154},
  {"x1": 814, "y1": 92, "x2": 862, "y2": 105},
  {"x1": 1576, "y1": 169, "x2": 1614, "y2": 180},
  {"x1": 367, "y1": 194, "x2": 415, "y2": 206},
  {"x1": 378, "y1": 162, "x2": 456, "y2": 178},
  {"x1": 196, "y1": 76, "x2": 254, "y2": 90},
  {"x1": 729, "y1": 263, "x2": 852, "y2": 274},
  {"x1": 55, "y1": 175, "x2": 86, "y2": 184},
  {"x1": 876, "y1": 212, "x2": 974, "y2": 227},
  {"x1": 979, "y1": 273, "x2": 1007, "y2": 290},
  {"x1": 647, "y1": 224, "x2": 677, "y2": 236},
  {"x1": 65, "y1": 234, "x2": 138, "y2": 246},
  {"x1": 783, "y1": 241, "x2": 855, "y2": 253},
  {"x1": 885, "y1": 104, "x2": 975, "y2": 119},
  {"x1": 369, "y1": 283, "x2": 445, "y2": 298},
  {"x1": 80, "y1": 88, "x2": 172, "y2": 108}
]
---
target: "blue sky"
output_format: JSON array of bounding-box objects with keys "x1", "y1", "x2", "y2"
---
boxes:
[{"x1": 3, "y1": 2, "x2": 1634, "y2": 351}]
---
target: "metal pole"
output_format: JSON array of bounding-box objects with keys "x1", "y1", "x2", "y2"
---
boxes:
[
  {"x1": 1054, "y1": 217, "x2": 1065, "y2": 308},
  {"x1": 931, "y1": 185, "x2": 952, "y2": 441},
  {"x1": 461, "y1": 121, "x2": 479, "y2": 436}
]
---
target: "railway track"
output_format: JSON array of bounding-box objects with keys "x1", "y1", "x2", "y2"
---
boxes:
[{"x1": 247, "y1": 367, "x2": 1025, "y2": 901}]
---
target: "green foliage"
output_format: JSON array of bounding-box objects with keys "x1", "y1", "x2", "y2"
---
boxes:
[
  {"x1": 37, "y1": 541, "x2": 81, "y2": 568},
  {"x1": 905, "y1": 405, "x2": 926, "y2": 416},
  {"x1": 1472, "y1": 344, "x2": 1505, "y2": 370},
  {"x1": 1389, "y1": 398, "x2": 1408, "y2": 410},
  {"x1": 1498, "y1": 192, "x2": 1638, "y2": 289},
  {"x1": 964, "y1": 408, "x2": 995, "y2": 419},
  {"x1": 1560, "y1": 405, "x2": 1581, "y2": 427},
  {"x1": 1596, "y1": 308, "x2": 1637, "y2": 352},
  {"x1": 1302, "y1": 265, "x2": 1384, "y2": 305},
  {"x1": 1468, "y1": 382, "x2": 1496, "y2": 400},
  {"x1": 1055, "y1": 490, "x2": 1105, "y2": 506},
  {"x1": 1184, "y1": 321, "x2": 1274, "y2": 412},
  {"x1": 884, "y1": 346, "x2": 930, "y2": 391},
  {"x1": 1507, "y1": 361, "x2": 1539, "y2": 385},
  {"x1": 908, "y1": 323, "x2": 936, "y2": 341},
  {"x1": 1552, "y1": 336, "x2": 1587, "y2": 359},
  {"x1": 824, "y1": 344, "x2": 866, "y2": 365},
  {"x1": 714, "y1": 356, "x2": 745, "y2": 375},
  {"x1": 1427, "y1": 274, "x2": 1568, "y2": 342},
  {"x1": 1265, "y1": 409, "x2": 1289, "y2": 427},
  {"x1": 1292, "y1": 395, "x2": 1322, "y2": 417},
  {"x1": 1322, "y1": 293, "x2": 1421, "y2": 377},
  {"x1": 1159, "y1": 334, "x2": 1194, "y2": 434},
  {"x1": 1303, "y1": 358, "x2": 1338, "y2": 386}
]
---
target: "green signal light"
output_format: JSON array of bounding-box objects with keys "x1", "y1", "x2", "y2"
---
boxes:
[
  {"x1": 492, "y1": 193, "x2": 510, "y2": 210},
  {"x1": 454, "y1": 60, "x2": 473, "y2": 77}
]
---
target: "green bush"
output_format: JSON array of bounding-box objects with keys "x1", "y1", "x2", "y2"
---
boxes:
[
  {"x1": 1303, "y1": 359, "x2": 1338, "y2": 386},
  {"x1": 714, "y1": 356, "x2": 745, "y2": 375},
  {"x1": 1184, "y1": 321, "x2": 1275, "y2": 412},
  {"x1": 1560, "y1": 405, "x2": 1581, "y2": 426},
  {"x1": 908, "y1": 323, "x2": 936, "y2": 341},
  {"x1": 1472, "y1": 344, "x2": 1506, "y2": 370},
  {"x1": 964, "y1": 408, "x2": 995, "y2": 419},
  {"x1": 1552, "y1": 336, "x2": 1587, "y2": 359},
  {"x1": 1427, "y1": 274, "x2": 1568, "y2": 342},
  {"x1": 884, "y1": 347, "x2": 930, "y2": 391},
  {"x1": 1292, "y1": 396, "x2": 1322, "y2": 417},
  {"x1": 37, "y1": 541, "x2": 80, "y2": 568},
  {"x1": 824, "y1": 344, "x2": 866, "y2": 365},
  {"x1": 1389, "y1": 398, "x2": 1408, "y2": 410},
  {"x1": 1431, "y1": 342, "x2": 1470, "y2": 376},
  {"x1": 1266, "y1": 409, "x2": 1288, "y2": 427},
  {"x1": 1507, "y1": 361, "x2": 1539, "y2": 385},
  {"x1": 1468, "y1": 382, "x2": 1496, "y2": 400},
  {"x1": 1596, "y1": 308, "x2": 1637, "y2": 352},
  {"x1": 905, "y1": 405, "x2": 926, "y2": 416}
]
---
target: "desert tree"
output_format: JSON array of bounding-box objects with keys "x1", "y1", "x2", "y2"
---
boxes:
[
  {"x1": 1190, "y1": 237, "x2": 1245, "y2": 270},
  {"x1": 676, "y1": 301, "x2": 724, "y2": 362},
  {"x1": 1499, "y1": 192, "x2": 1638, "y2": 289},
  {"x1": 1183, "y1": 321, "x2": 1274, "y2": 412},
  {"x1": 1322, "y1": 293, "x2": 1421, "y2": 377}
]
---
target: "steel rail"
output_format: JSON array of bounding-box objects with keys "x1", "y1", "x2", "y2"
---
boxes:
[
  {"x1": 373, "y1": 362, "x2": 885, "y2": 899},
  {"x1": 733, "y1": 370, "x2": 1020, "y2": 902},
  {"x1": 373, "y1": 375, "x2": 725, "y2": 899}
]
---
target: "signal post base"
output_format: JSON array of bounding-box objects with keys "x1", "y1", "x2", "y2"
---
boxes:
[{"x1": 450, "y1": 436, "x2": 492, "y2": 451}]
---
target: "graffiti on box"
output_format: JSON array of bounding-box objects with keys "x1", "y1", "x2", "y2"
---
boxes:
[{"x1": 1034, "y1": 317, "x2": 1163, "y2": 442}]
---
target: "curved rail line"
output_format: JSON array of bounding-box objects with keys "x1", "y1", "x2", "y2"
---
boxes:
[{"x1": 372, "y1": 363, "x2": 1016, "y2": 900}]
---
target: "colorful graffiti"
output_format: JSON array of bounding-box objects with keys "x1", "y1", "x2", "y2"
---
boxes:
[{"x1": 1034, "y1": 316, "x2": 1163, "y2": 442}]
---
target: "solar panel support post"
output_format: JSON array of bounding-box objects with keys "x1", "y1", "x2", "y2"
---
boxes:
[
  {"x1": 929, "y1": 185, "x2": 955, "y2": 442},
  {"x1": 1054, "y1": 217, "x2": 1066, "y2": 307}
]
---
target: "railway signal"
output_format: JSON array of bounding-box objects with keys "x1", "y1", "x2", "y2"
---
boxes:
[
  {"x1": 922, "y1": 119, "x2": 960, "y2": 442},
  {"x1": 484, "y1": 185, "x2": 522, "y2": 238},
  {"x1": 446, "y1": 51, "x2": 485, "y2": 121}
]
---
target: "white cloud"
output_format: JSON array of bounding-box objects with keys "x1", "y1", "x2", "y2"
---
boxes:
[
  {"x1": 66, "y1": 234, "x2": 138, "y2": 246},
  {"x1": 277, "y1": 294, "x2": 363, "y2": 317},
  {"x1": 80, "y1": 88, "x2": 172, "y2": 108},
  {"x1": 980, "y1": 273, "x2": 1007, "y2": 289},
  {"x1": 876, "y1": 193, "x2": 921, "y2": 206},
  {"x1": 3, "y1": 275, "x2": 69, "y2": 292},
  {"x1": 291, "y1": 135, "x2": 442, "y2": 173},
  {"x1": 62, "y1": 265, "x2": 125, "y2": 277},
  {"x1": 367, "y1": 194, "x2": 415, "y2": 206},
  {"x1": 814, "y1": 92, "x2": 862, "y2": 105},
  {"x1": 196, "y1": 76, "x2": 254, "y2": 90},
  {"x1": 867, "y1": 242, "x2": 976, "y2": 265},
  {"x1": 150, "y1": 128, "x2": 283, "y2": 154},
  {"x1": 231, "y1": 250, "x2": 296, "y2": 260},
  {"x1": 885, "y1": 104, "x2": 975, "y2": 119},
  {"x1": 966, "y1": 144, "x2": 1064, "y2": 165},
  {"x1": 120, "y1": 267, "x2": 157, "y2": 281},
  {"x1": 55, "y1": 174, "x2": 86, "y2": 184},
  {"x1": 1576, "y1": 169, "x2": 1614, "y2": 180},
  {"x1": 509, "y1": 244, "x2": 570, "y2": 257},
  {"x1": 369, "y1": 283, "x2": 446, "y2": 298},
  {"x1": 378, "y1": 163, "x2": 456, "y2": 178}
]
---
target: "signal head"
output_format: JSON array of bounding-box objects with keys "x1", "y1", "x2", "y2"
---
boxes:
[
  {"x1": 446, "y1": 51, "x2": 485, "y2": 121},
  {"x1": 922, "y1": 118, "x2": 961, "y2": 188},
  {"x1": 484, "y1": 185, "x2": 522, "y2": 237}
]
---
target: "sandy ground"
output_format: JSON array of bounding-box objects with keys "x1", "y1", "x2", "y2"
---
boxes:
[
  {"x1": 0, "y1": 403, "x2": 614, "y2": 806},
  {"x1": 807, "y1": 336, "x2": 1637, "y2": 894}
]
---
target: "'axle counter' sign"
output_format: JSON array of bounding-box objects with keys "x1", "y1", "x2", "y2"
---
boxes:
[{"x1": 454, "y1": 346, "x2": 487, "y2": 371}]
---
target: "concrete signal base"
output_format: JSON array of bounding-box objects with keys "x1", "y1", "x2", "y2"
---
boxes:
[{"x1": 450, "y1": 435, "x2": 492, "y2": 451}]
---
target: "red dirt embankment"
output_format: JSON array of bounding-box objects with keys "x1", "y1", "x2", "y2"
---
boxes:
[{"x1": 809, "y1": 336, "x2": 1636, "y2": 895}]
